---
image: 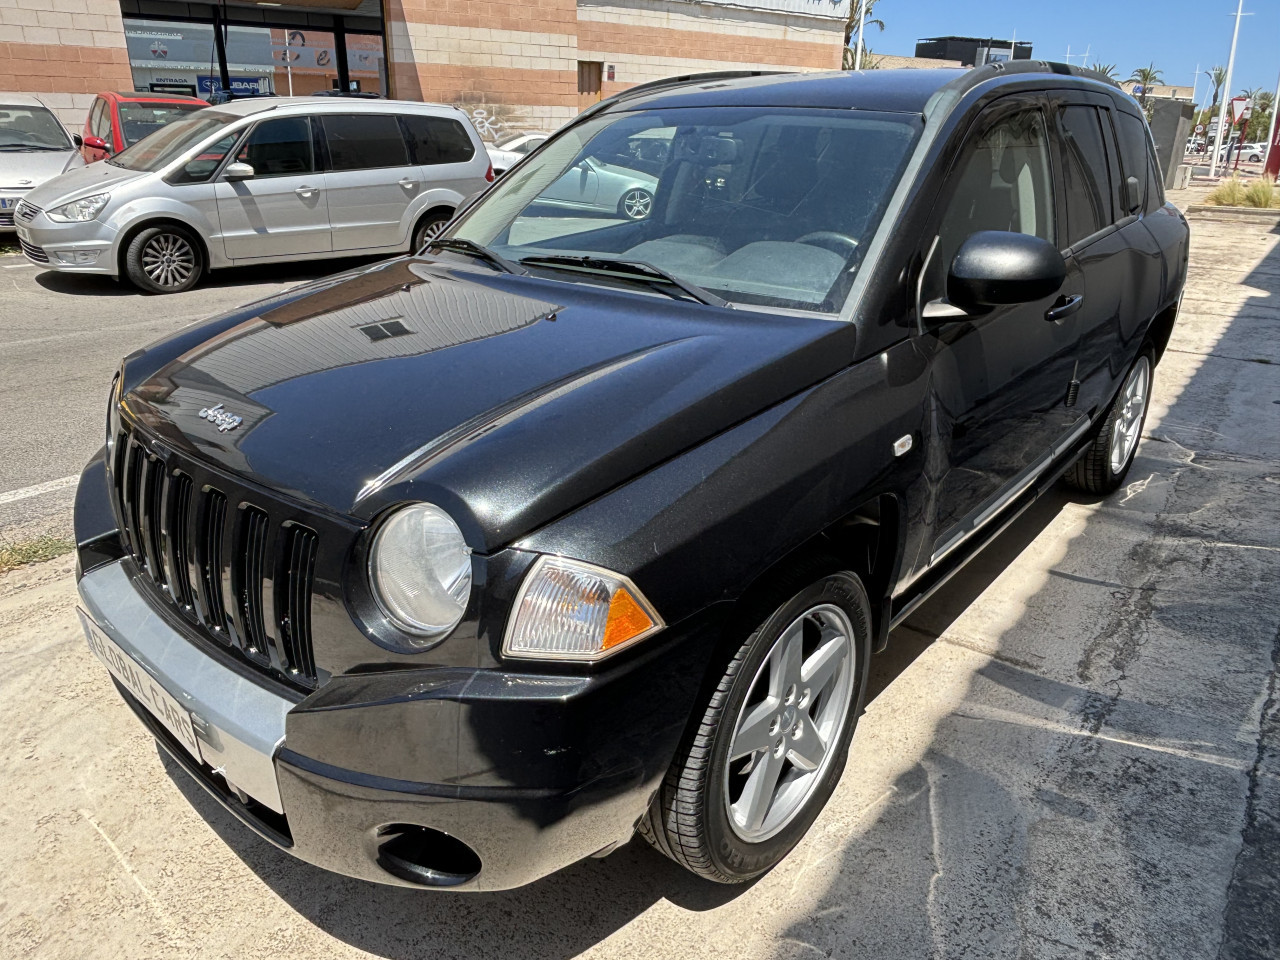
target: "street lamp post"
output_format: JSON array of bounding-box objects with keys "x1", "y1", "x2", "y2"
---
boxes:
[
  {"x1": 853, "y1": 0, "x2": 869, "y2": 71},
  {"x1": 1210, "y1": 0, "x2": 1248, "y2": 179}
]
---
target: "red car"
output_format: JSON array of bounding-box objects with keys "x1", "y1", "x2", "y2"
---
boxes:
[{"x1": 78, "y1": 91, "x2": 206, "y2": 162}]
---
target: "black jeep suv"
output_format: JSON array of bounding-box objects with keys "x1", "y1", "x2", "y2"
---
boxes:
[{"x1": 74, "y1": 62, "x2": 1189, "y2": 891}]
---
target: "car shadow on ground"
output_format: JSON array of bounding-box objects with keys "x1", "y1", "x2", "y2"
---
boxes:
[
  {"x1": 31, "y1": 256, "x2": 386, "y2": 297},
  {"x1": 153, "y1": 486, "x2": 1073, "y2": 959}
]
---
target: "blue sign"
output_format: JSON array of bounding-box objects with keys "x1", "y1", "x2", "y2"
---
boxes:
[{"x1": 198, "y1": 76, "x2": 269, "y2": 96}]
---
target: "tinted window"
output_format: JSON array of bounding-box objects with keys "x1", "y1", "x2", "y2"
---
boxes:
[
  {"x1": 89, "y1": 100, "x2": 110, "y2": 141},
  {"x1": 925, "y1": 108, "x2": 1055, "y2": 302},
  {"x1": 1145, "y1": 148, "x2": 1165, "y2": 213},
  {"x1": 171, "y1": 132, "x2": 239, "y2": 184},
  {"x1": 1114, "y1": 111, "x2": 1150, "y2": 214},
  {"x1": 236, "y1": 117, "x2": 313, "y2": 177},
  {"x1": 1059, "y1": 106, "x2": 1112, "y2": 245},
  {"x1": 401, "y1": 115, "x2": 475, "y2": 165},
  {"x1": 322, "y1": 114, "x2": 408, "y2": 170}
]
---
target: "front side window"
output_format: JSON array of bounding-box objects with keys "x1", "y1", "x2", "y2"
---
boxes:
[
  {"x1": 0, "y1": 103, "x2": 72, "y2": 151},
  {"x1": 452, "y1": 106, "x2": 921, "y2": 311},
  {"x1": 1058, "y1": 105, "x2": 1113, "y2": 246},
  {"x1": 118, "y1": 102, "x2": 205, "y2": 148},
  {"x1": 924, "y1": 107, "x2": 1055, "y2": 303},
  {"x1": 109, "y1": 111, "x2": 239, "y2": 172},
  {"x1": 401, "y1": 115, "x2": 475, "y2": 165},
  {"x1": 236, "y1": 117, "x2": 314, "y2": 177},
  {"x1": 170, "y1": 131, "x2": 239, "y2": 184},
  {"x1": 322, "y1": 114, "x2": 409, "y2": 171}
]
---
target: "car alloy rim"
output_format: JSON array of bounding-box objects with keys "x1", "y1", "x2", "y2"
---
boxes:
[
  {"x1": 1110, "y1": 356, "x2": 1150, "y2": 473},
  {"x1": 422, "y1": 219, "x2": 448, "y2": 241},
  {"x1": 622, "y1": 189, "x2": 652, "y2": 220},
  {"x1": 141, "y1": 233, "x2": 195, "y2": 288},
  {"x1": 724, "y1": 602, "x2": 857, "y2": 842}
]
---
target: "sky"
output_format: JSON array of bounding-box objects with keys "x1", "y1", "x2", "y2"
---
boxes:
[{"x1": 860, "y1": 0, "x2": 1280, "y2": 104}]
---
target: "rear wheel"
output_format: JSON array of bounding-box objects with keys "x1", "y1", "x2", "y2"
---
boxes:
[
  {"x1": 412, "y1": 210, "x2": 453, "y2": 252},
  {"x1": 642, "y1": 565, "x2": 871, "y2": 883},
  {"x1": 618, "y1": 188, "x2": 653, "y2": 221},
  {"x1": 1066, "y1": 351, "x2": 1153, "y2": 494},
  {"x1": 124, "y1": 225, "x2": 203, "y2": 294}
]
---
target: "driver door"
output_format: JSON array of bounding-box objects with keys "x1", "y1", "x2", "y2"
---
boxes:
[
  {"x1": 914, "y1": 96, "x2": 1083, "y2": 568},
  {"x1": 542, "y1": 159, "x2": 600, "y2": 208},
  {"x1": 214, "y1": 115, "x2": 331, "y2": 260}
]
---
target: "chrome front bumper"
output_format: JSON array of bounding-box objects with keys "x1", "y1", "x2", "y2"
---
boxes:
[{"x1": 77, "y1": 560, "x2": 293, "y2": 812}]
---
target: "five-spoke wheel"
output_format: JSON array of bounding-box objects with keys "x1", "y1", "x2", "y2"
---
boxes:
[{"x1": 619, "y1": 188, "x2": 653, "y2": 221}]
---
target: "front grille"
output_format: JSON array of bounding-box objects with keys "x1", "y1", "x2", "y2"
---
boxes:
[
  {"x1": 18, "y1": 237, "x2": 47, "y2": 263},
  {"x1": 0, "y1": 210, "x2": 13, "y2": 228},
  {"x1": 15, "y1": 200, "x2": 38, "y2": 223},
  {"x1": 110, "y1": 422, "x2": 323, "y2": 690}
]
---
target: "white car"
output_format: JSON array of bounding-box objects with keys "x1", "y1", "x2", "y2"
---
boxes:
[
  {"x1": 1218, "y1": 142, "x2": 1268, "y2": 163},
  {"x1": 16, "y1": 97, "x2": 492, "y2": 292},
  {"x1": 487, "y1": 133, "x2": 550, "y2": 175},
  {"x1": 0, "y1": 94, "x2": 84, "y2": 232}
]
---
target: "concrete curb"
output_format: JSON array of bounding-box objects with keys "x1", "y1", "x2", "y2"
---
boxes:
[{"x1": 1185, "y1": 204, "x2": 1280, "y2": 223}]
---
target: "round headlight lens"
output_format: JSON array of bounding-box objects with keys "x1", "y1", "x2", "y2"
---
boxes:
[{"x1": 369, "y1": 503, "x2": 472, "y2": 640}]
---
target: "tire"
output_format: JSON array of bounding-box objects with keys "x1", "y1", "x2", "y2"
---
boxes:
[
  {"x1": 643, "y1": 563, "x2": 872, "y2": 883},
  {"x1": 1065, "y1": 350, "x2": 1154, "y2": 495},
  {"x1": 618, "y1": 188, "x2": 653, "y2": 221},
  {"x1": 412, "y1": 210, "x2": 453, "y2": 252},
  {"x1": 124, "y1": 225, "x2": 203, "y2": 294}
]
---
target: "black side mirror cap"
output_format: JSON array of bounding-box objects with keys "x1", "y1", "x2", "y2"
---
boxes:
[
  {"x1": 72, "y1": 133, "x2": 83, "y2": 149},
  {"x1": 947, "y1": 230, "x2": 1066, "y2": 312}
]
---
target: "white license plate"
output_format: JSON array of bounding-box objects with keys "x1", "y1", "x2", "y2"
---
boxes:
[
  {"x1": 78, "y1": 609, "x2": 202, "y2": 759},
  {"x1": 0, "y1": 198, "x2": 14, "y2": 210}
]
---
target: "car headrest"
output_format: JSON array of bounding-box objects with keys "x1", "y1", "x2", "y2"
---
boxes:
[{"x1": 677, "y1": 135, "x2": 740, "y2": 165}]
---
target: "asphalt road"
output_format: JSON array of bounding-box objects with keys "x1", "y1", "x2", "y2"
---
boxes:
[
  {"x1": 0, "y1": 252, "x2": 382, "y2": 544},
  {"x1": 1, "y1": 201, "x2": 1277, "y2": 958}
]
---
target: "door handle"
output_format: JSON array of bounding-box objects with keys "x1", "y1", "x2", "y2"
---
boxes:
[
  {"x1": 1045, "y1": 294, "x2": 1083, "y2": 322},
  {"x1": 295, "y1": 186, "x2": 317, "y2": 197},
  {"x1": 398, "y1": 178, "x2": 418, "y2": 189}
]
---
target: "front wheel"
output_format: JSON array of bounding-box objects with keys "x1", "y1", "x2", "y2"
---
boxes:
[
  {"x1": 124, "y1": 225, "x2": 203, "y2": 294},
  {"x1": 642, "y1": 566, "x2": 871, "y2": 883},
  {"x1": 618, "y1": 188, "x2": 653, "y2": 221},
  {"x1": 1066, "y1": 351, "x2": 1153, "y2": 494}
]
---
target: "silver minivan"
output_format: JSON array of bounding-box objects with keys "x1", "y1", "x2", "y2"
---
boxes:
[{"x1": 16, "y1": 98, "x2": 493, "y2": 293}]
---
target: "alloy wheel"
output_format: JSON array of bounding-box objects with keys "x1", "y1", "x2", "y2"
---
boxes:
[
  {"x1": 724, "y1": 603, "x2": 857, "y2": 842},
  {"x1": 141, "y1": 232, "x2": 196, "y2": 289},
  {"x1": 422, "y1": 219, "x2": 448, "y2": 241},
  {"x1": 1110, "y1": 356, "x2": 1150, "y2": 473},
  {"x1": 621, "y1": 189, "x2": 652, "y2": 220}
]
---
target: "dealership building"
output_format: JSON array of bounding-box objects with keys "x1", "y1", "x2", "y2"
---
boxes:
[{"x1": 0, "y1": 0, "x2": 850, "y2": 135}]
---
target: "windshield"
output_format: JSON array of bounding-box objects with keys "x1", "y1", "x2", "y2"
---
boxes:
[
  {"x1": 109, "y1": 111, "x2": 240, "y2": 172},
  {"x1": 117, "y1": 102, "x2": 206, "y2": 147},
  {"x1": 0, "y1": 104, "x2": 71, "y2": 151},
  {"x1": 453, "y1": 106, "x2": 921, "y2": 311}
]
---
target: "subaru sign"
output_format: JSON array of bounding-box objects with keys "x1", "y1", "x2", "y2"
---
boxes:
[{"x1": 198, "y1": 76, "x2": 270, "y2": 96}]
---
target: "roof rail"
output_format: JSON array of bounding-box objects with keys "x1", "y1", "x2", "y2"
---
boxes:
[
  {"x1": 573, "y1": 70, "x2": 790, "y2": 125},
  {"x1": 964, "y1": 59, "x2": 1122, "y2": 90}
]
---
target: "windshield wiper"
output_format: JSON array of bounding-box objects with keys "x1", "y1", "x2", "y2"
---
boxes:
[
  {"x1": 0, "y1": 144, "x2": 65, "y2": 151},
  {"x1": 426, "y1": 237, "x2": 526, "y2": 275},
  {"x1": 518, "y1": 255, "x2": 729, "y2": 308}
]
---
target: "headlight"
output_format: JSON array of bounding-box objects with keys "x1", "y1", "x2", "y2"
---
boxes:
[
  {"x1": 105, "y1": 372, "x2": 121, "y2": 450},
  {"x1": 46, "y1": 193, "x2": 109, "y2": 223},
  {"x1": 503, "y1": 556, "x2": 664, "y2": 662},
  {"x1": 369, "y1": 503, "x2": 472, "y2": 642}
]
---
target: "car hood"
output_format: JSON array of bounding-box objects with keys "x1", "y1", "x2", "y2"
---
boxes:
[
  {"x1": 23, "y1": 160, "x2": 144, "y2": 206},
  {"x1": 124, "y1": 257, "x2": 856, "y2": 551},
  {"x1": 0, "y1": 149, "x2": 80, "y2": 191}
]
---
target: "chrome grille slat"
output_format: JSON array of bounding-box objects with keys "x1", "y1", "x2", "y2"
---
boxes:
[
  {"x1": 15, "y1": 200, "x2": 38, "y2": 223},
  {"x1": 18, "y1": 237, "x2": 48, "y2": 263},
  {"x1": 108, "y1": 420, "x2": 321, "y2": 690}
]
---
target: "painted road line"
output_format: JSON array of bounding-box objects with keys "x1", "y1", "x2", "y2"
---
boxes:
[{"x1": 0, "y1": 475, "x2": 79, "y2": 505}]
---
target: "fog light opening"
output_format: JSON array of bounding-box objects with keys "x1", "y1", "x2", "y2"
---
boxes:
[{"x1": 376, "y1": 824, "x2": 481, "y2": 887}]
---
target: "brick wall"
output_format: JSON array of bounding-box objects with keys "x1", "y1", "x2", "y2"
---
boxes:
[{"x1": 0, "y1": 0, "x2": 131, "y2": 127}]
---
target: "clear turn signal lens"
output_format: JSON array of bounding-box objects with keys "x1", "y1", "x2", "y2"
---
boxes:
[{"x1": 502, "y1": 556, "x2": 664, "y2": 662}]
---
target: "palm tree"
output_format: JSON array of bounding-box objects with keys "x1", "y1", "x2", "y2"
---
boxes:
[
  {"x1": 1128, "y1": 63, "x2": 1164, "y2": 110},
  {"x1": 1205, "y1": 65, "x2": 1227, "y2": 109},
  {"x1": 1239, "y1": 88, "x2": 1271, "y2": 143},
  {"x1": 843, "y1": 0, "x2": 885, "y2": 70},
  {"x1": 1092, "y1": 63, "x2": 1119, "y2": 81}
]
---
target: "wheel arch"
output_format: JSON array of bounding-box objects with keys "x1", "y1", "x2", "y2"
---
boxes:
[
  {"x1": 1143, "y1": 299, "x2": 1180, "y2": 366},
  {"x1": 116, "y1": 217, "x2": 211, "y2": 279},
  {"x1": 410, "y1": 204, "x2": 457, "y2": 248}
]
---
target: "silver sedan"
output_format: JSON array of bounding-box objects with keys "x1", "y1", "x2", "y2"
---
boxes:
[
  {"x1": 0, "y1": 95, "x2": 84, "y2": 232},
  {"x1": 535, "y1": 156, "x2": 659, "y2": 220}
]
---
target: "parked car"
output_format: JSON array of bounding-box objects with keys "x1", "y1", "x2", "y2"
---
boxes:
[
  {"x1": 0, "y1": 95, "x2": 83, "y2": 232},
  {"x1": 1217, "y1": 141, "x2": 1267, "y2": 163},
  {"x1": 487, "y1": 132, "x2": 549, "y2": 174},
  {"x1": 15, "y1": 97, "x2": 493, "y2": 292},
  {"x1": 73, "y1": 62, "x2": 1188, "y2": 891},
  {"x1": 77, "y1": 91, "x2": 207, "y2": 164}
]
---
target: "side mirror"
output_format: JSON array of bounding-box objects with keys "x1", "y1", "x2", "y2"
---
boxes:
[
  {"x1": 224, "y1": 161, "x2": 255, "y2": 181},
  {"x1": 72, "y1": 133, "x2": 83, "y2": 149},
  {"x1": 83, "y1": 135, "x2": 108, "y2": 152},
  {"x1": 947, "y1": 231, "x2": 1066, "y2": 313},
  {"x1": 1125, "y1": 175, "x2": 1142, "y2": 214}
]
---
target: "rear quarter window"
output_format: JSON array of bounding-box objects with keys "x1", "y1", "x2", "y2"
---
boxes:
[
  {"x1": 1114, "y1": 111, "x2": 1152, "y2": 215},
  {"x1": 401, "y1": 114, "x2": 476, "y2": 165}
]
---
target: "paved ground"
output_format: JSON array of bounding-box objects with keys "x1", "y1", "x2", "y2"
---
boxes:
[{"x1": 1, "y1": 206, "x2": 1278, "y2": 959}]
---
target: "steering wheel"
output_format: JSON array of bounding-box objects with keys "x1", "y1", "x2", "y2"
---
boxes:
[{"x1": 796, "y1": 231, "x2": 859, "y2": 256}]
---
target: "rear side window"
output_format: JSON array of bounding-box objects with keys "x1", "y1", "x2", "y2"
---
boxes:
[
  {"x1": 1058, "y1": 105, "x2": 1113, "y2": 246},
  {"x1": 236, "y1": 116, "x2": 314, "y2": 177},
  {"x1": 1145, "y1": 149, "x2": 1165, "y2": 213},
  {"x1": 401, "y1": 115, "x2": 475, "y2": 165},
  {"x1": 322, "y1": 114, "x2": 409, "y2": 171},
  {"x1": 1114, "y1": 111, "x2": 1150, "y2": 215}
]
